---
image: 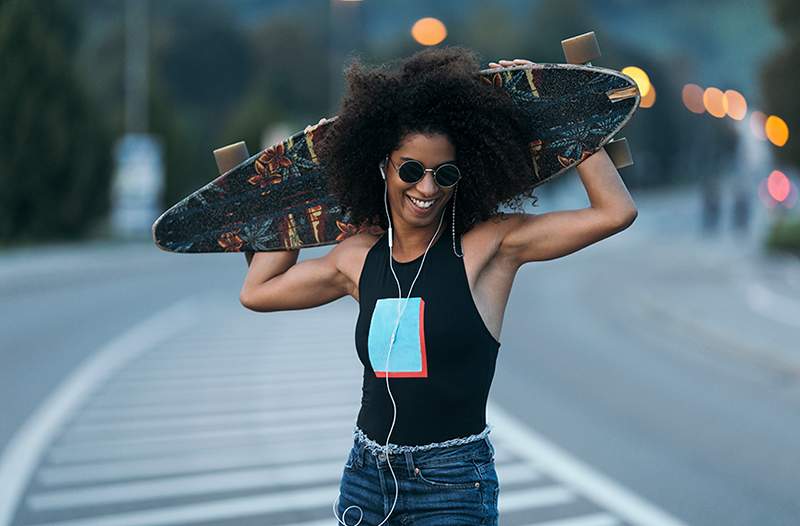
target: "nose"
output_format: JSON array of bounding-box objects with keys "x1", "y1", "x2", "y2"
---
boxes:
[{"x1": 415, "y1": 170, "x2": 439, "y2": 196}]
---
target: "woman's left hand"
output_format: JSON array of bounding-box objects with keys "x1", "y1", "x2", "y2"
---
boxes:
[{"x1": 488, "y1": 58, "x2": 535, "y2": 69}]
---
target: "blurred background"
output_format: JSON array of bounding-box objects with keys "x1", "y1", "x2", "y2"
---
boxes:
[{"x1": 1, "y1": 1, "x2": 798, "y2": 525}]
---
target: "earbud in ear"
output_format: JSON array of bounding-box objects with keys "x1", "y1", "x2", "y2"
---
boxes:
[{"x1": 379, "y1": 158, "x2": 387, "y2": 181}]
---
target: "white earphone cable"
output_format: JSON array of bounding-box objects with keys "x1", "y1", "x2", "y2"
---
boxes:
[{"x1": 333, "y1": 158, "x2": 446, "y2": 526}]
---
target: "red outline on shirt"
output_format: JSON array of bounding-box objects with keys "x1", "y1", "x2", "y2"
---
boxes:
[{"x1": 375, "y1": 298, "x2": 428, "y2": 378}]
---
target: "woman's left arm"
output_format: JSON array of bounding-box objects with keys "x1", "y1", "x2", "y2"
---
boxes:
[{"x1": 488, "y1": 59, "x2": 638, "y2": 267}]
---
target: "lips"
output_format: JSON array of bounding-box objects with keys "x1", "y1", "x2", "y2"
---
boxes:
[{"x1": 406, "y1": 195, "x2": 437, "y2": 214}]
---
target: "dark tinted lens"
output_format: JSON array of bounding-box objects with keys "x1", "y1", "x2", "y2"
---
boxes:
[
  {"x1": 434, "y1": 164, "x2": 461, "y2": 187},
  {"x1": 398, "y1": 160, "x2": 425, "y2": 183}
]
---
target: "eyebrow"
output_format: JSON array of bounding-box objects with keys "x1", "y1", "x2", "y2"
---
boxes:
[{"x1": 400, "y1": 156, "x2": 457, "y2": 166}]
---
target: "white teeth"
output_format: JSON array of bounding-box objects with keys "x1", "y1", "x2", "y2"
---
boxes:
[{"x1": 408, "y1": 196, "x2": 435, "y2": 209}]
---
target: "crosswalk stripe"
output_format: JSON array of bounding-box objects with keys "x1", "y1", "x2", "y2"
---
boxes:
[
  {"x1": 518, "y1": 512, "x2": 621, "y2": 526},
  {"x1": 82, "y1": 383, "x2": 354, "y2": 412},
  {"x1": 28, "y1": 460, "x2": 346, "y2": 511},
  {"x1": 23, "y1": 483, "x2": 576, "y2": 526},
  {"x1": 40, "y1": 439, "x2": 353, "y2": 486},
  {"x1": 90, "y1": 376, "x2": 356, "y2": 403},
  {"x1": 50, "y1": 420, "x2": 349, "y2": 461},
  {"x1": 61, "y1": 404, "x2": 358, "y2": 442},
  {"x1": 499, "y1": 486, "x2": 576, "y2": 512}
]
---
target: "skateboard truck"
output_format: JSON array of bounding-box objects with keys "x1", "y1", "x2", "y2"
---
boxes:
[
  {"x1": 562, "y1": 31, "x2": 634, "y2": 170},
  {"x1": 214, "y1": 141, "x2": 254, "y2": 263}
]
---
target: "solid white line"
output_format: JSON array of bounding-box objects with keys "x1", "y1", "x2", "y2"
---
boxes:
[
  {"x1": 499, "y1": 486, "x2": 575, "y2": 512},
  {"x1": 488, "y1": 404, "x2": 688, "y2": 526},
  {"x1": 0, "y1": 295, "x2": 201, "y2": 526},
  {"x1": 519, "y1": 512, "x2": 621, "y2": 526},
  {"x1": 63, "y1": 403, "x2": 358, "y2": 439},
  {"x1": 28, "y1": 460, "x2": 347, "y2": 510},
  {"x1": 23, "y1": 485, "x2": 342, "y2": 526},
  {"x1": 40, "y1": 439, "x2": 353, "y2": 486}
]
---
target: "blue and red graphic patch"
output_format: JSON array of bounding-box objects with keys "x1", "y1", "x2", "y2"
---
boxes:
[{"x1": 367, "y1": 297, "x2": 428, "y2": 378}]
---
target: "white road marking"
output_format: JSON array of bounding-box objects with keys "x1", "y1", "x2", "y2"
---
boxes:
[
  {"x1": 48, "y1": 420, "x2": 349, "y2": 463},
  {"x1": 76, "y1": 391, "x2": 356, "y2": 421},
  {"x1": 519, "y1": 512, "x2": 621, "y2": 526},
  {"x1": 28, "y1": 460, "x2": 347, "y2": 510},
  {"x1": 499, "y1": 486, "x2": 576, "y2": 511},
  {"x1": 489, "y1": 404, "x2": 688, "y2": 526},
  {"x1": 23, "y1": 486, "x2": 341, "y2": 526},
  {"x1": 90, "y1": 376, "x2": 355, "y2": 402},
  {"x1": 40, "y1": 440, "x2": 352, "y2": 486},
  {"x1": 62, "y1": 404, "x2": 358, "y2": 439},
  {"x1": 0, "y1": 296, "x2": 200, "y2": 526},
  {"x1": 744, "y1": 281, "x2": 800, "y2": 329}
]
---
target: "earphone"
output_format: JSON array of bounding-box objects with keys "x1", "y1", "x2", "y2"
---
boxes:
[{"x1": 332, "y1": 157, "x2": 447, "y2": 526}]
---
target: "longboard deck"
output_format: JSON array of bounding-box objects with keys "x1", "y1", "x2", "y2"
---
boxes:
[{"x1": 153, "y1": 63, "x2": 639, "y2": 253}]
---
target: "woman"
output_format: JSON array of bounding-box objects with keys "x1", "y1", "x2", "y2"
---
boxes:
[{"x1": 239, "y1": 47, "x2": 637, "y2": 526}]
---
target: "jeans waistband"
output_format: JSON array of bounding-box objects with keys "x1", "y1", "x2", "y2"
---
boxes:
[{"x1": 353, "y1": 423, "x2": 493, "y2": 456}]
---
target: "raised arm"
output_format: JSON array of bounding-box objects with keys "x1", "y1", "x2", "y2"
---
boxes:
[
  {"x1": 497, "y1": 148, "x2": 638, "y2": 268},
  {"x1": 239, "y1": 244, "x2": 353, "y2": 312}
]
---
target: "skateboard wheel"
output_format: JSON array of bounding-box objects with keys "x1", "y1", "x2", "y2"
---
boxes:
[
  {"x1": 604, "y1": 137, "x2": 633, "y2": 169},
  {"x1": 561, "y1": 31, "x2": 601, "y2": 65},
  {"x1": 213, "y1": 141, "x2": 250, "y2": 175}
]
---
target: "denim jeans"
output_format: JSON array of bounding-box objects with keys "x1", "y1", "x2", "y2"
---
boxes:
[{"x1": 334, "y1": 429, "x2": 499, "y2": 525}]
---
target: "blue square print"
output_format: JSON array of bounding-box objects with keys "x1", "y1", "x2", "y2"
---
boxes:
[{"x1": 368, "y1": 297, "x2": 428, "y2": 378}]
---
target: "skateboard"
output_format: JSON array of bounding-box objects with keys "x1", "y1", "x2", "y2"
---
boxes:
[{"x1": 153, "y1": 32, "x2": 640, "y2": 253}]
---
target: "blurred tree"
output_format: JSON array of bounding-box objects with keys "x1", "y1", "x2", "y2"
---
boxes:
[
  {"x1": 762, "y1": 0, "x2": 799, "y2": 169},
  {"x1": 0, "y1": 0, "x2": 112, "y2": 245}
]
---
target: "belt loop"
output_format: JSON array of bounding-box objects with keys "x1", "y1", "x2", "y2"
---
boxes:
[
  {"x1": 483, "y1": 436, "x2": 495, "y2": 456},
  {"x1": 357, "y1": 441, "x2": 367, "y2": 468},
  {"x1": 404, "y1": 450, "x2": 415, "y2": 478}
]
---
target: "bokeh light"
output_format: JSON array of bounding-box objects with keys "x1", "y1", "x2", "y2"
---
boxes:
[
  {"x1": 750, "y1": 111, "x2": 767, "y2": 140},
  {"x1": 767, "y1": 170, "x2": 791, "y2": 202},
  {"x1": 622, "y1": 66, "x2": 651, "y2": 98},
  {"x1": 765, "y1": 115, "x2": 789, "y2": 147},
  {"x1": 641, "y1": 85, "x2": 656, "y2": 108},
  {"x1": 682, "y1": 84, "x2": 705, "y2": 114},
  {"x1": 724, "y1": 90, "x2": 747, "y2": 120},
  {"x1": 703, "y1": 87, "x2": 727, "y2": 118},
  {"x1": 411, "y1": 17, "x2": 447, "y2": 46}
]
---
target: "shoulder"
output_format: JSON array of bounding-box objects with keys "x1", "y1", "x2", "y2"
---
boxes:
[
  {"x1": 463, "y1": 212, "x2": 523, "y2": 247},
  {"x1": 328, "y1": 230, "x2": 385, "y2": 294}
]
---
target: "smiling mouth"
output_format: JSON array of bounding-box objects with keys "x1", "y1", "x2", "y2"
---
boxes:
[{"x1": 406, "y1": 195, "x2": 438, "y2": 211}]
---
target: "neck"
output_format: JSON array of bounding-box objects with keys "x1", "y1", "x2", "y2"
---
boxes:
[{"x1": 389, "y1": 209, "x2": 446, "y2": 258}]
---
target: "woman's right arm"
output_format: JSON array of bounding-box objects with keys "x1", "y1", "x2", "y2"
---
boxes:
[{"x1": 239, "y1": 245, "x2": 352, "y2": 312}]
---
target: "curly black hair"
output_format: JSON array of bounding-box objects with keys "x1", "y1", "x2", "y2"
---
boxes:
[{"x1": 317, "y1": 46, "x2": 539, "y2": 236}]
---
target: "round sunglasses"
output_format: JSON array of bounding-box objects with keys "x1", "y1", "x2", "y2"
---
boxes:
[{"x1": 387, "y1": 156, "x2": 461, "y2": 188}]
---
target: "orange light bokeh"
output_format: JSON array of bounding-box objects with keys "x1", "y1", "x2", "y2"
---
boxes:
[
  {"x1": 622, "y1": 66, "x2": 651, "y2": 98},
  {"x1": 703, "y1": 87, "x2": 727, "y2": 118},
  {"x1": 411, "y1": 17, "x2": 447, "y2": 46},
  {"x1": 724, "y1": 90, "x2": 747, "y2": 120},
  {"x1": 641, "y1": 85, "x2": 656, "y2": 108},
  {"x1": 682, "y1": 84, "x2": 705, "y2": 114},
  {"x1": 765, "y1": 115, "x2": 789, "y2": 147}
]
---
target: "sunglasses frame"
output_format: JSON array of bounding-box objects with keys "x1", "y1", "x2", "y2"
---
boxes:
[{"x1": 387, "y1": 156, "x2": 461, "y2": 188}]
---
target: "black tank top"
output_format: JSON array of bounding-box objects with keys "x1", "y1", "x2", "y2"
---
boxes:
[{"x1": 354, "y1": 223, "x2": 501, "y2": 445}]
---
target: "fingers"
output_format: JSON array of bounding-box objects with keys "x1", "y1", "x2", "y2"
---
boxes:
[
  {"x1": 489, "y1": 58, "x2": 535, "y2": 69},
  {"x1": 305, "y1": 117, "x2": 328, "y2": 134}
]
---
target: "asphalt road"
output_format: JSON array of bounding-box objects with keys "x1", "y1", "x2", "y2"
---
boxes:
[{"x1": 1, "y1": 185, "x2": 798, "y2": 526}]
